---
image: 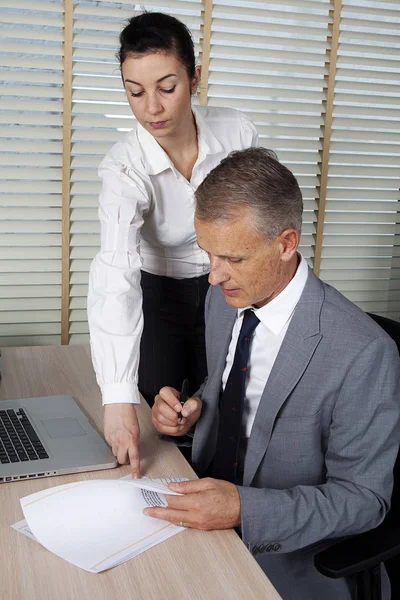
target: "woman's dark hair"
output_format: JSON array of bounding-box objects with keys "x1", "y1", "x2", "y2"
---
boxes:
[{"x1": 118, "y1": 12, "x2": 195, "y2": 78}]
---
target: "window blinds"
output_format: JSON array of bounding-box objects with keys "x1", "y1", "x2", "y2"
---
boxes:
[
  {"x1": 0, "y1": 0, "x2": 64, "y2": 346},
  {"x1": 319, "y1": 0, "x2": 400, "y2": 319}
]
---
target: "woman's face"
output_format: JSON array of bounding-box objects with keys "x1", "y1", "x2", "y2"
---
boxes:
[{"x1": 121, "y1": 51, "x2": 200, "y2": 140}]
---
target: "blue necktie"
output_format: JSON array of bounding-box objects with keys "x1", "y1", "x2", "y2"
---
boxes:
[{"x1": 212, "y1": 309, "x2": 260, "y2": 484}]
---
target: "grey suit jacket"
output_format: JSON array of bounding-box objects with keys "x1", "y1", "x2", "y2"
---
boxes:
[{"x1": 191, "y1": 269, "x2": 400, "y2": 600}]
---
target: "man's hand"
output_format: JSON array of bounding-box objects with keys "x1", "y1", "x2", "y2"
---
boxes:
[
  {"x1": 152, "y1": 386, "x2": 202, "y2": 436},
  {"x1": 104, "y1": 403, "x2": 140, "y2": 478},
  {"x1": 143, "y1": 478, "x2": 241, "y2": 530}
]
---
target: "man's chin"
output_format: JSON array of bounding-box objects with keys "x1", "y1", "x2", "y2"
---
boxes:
[{"x1": 222, "y1": 293, "x2": 249, "y2": 308}]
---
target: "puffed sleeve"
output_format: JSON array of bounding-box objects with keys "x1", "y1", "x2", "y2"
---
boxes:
[{"x1": 87, "y1": 159, "x2": 150, "y2": 405}]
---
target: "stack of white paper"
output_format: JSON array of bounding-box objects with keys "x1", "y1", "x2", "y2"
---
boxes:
[{"x1": 12, "y1": 476, "x2": 186, "y2": 573}]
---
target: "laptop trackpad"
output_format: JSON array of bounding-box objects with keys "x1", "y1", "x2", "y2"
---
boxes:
[{"x1": 41, "y1": 417, "x2": 86, "y2": 439}]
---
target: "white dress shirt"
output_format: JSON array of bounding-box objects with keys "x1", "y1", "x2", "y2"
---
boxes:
[
  {"x1": 221, "y1": 254, "x2": 309, "y2": 438},
  {"x1": 88, "y1": 105, "x2": 258, "y2": 405}
]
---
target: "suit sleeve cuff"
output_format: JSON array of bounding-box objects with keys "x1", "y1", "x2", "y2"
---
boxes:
[{"x1": 101, "y1": 382, "x2": 141, "y2": 405}]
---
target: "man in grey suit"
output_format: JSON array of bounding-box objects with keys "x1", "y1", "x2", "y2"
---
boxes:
[{"x1": 145, "y1": 147, "x2": 400, "y2": 599}]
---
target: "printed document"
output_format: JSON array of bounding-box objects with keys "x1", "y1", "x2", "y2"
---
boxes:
[{"x1": 12, "y1": 476, "x2": 186, "y2": 573}]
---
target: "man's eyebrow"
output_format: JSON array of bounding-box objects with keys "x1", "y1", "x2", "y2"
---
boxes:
[
  {"x1": 124, "y1": 73, "x2": 177, "y2": 86},
  {"x1": 197, "y1": 243, "x2": 243, "y2": 260}
]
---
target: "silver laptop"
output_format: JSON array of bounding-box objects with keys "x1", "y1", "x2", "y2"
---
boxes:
[{"x1": 0, "y1": 395, "x2": 117, "y2": 483}]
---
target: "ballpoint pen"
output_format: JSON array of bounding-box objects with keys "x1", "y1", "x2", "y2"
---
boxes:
[{"x1": 178, "y1": 378, "x2": 189, "y2": 424}]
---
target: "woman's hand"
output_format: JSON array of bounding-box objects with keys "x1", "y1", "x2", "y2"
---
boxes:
[
  {"x1": 104, "y1": 403, "x2": 140, "y2": 478},
  {"x1": 152, "y1": 386, "x2": 202, "y2": 436}
]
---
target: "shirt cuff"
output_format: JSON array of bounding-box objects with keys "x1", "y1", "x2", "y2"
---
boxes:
[{"x1": 101, "y1": 382, "x2": 141, "y2": 405}]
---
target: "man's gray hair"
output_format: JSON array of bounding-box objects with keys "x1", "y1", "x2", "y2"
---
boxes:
[{"x1": 195, "y1": 147, "x2": 303, "y2": 239}]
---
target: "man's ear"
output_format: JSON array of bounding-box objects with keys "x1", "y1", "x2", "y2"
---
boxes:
[
  {"x1": 279, "y1": 228, "x2": 300, "y2": 262},
  {"x1": 192, "y1": 65, "x2": 201, "y2": 95}
]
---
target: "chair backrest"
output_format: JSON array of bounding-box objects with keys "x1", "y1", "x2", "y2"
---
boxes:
[
  {"x1": 367, "y1": 312, "x2": 400, "y2": 525},
  {"x1": 387, "y1": 449, "x2": 400, "y2": 526}
]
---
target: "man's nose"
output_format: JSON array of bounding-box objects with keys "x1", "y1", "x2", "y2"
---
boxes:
[{"x1": 208, "y1": 258, "x2": 228, "y2": 286}]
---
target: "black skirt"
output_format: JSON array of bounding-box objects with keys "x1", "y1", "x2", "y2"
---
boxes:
[{"x1": 138, "y1": 270, "x2": 209, "y2": 407}]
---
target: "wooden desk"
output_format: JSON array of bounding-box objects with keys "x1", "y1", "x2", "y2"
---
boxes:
[{"x1": 0, "y1": 346, "x2": 281, "y2": 600}]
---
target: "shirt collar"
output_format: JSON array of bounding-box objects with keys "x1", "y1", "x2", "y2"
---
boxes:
[
  {"x1": 136, "y1": 122, "x2": 173, "y2": 176},
  {"x1": 238, "y1": 253, "x2": 309, "y2": 336},
  {"x1": 192, "y1": 106, "x2": 224, "y2": 160},
  {"x1": 136, "y1": 106, "x2": 224, "y2": 176}
]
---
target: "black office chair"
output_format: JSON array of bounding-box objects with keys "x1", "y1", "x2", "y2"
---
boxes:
[{"x1": 314, "y1": 313, "x2": 400, "y2": 600}]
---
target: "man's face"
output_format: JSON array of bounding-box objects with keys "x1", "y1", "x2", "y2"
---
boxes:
[{"x1": 195, "y1": 209, "x2": 297, "y2": 308}]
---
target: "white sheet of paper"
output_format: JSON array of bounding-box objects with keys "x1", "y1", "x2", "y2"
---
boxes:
[
  {"x1": 121, "y1": 475, "x2": 185, "y2": 496},
  {"x1": 14, "y1": 476, "x2": 187, "y2": 573},
  {"x1": 12, "y1": 519, "x2": 37, "y2": 541}
]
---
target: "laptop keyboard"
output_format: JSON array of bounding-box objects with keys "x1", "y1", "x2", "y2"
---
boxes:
[{"x1": 0, "y1": 408, "x2": 49, "y2": 464}]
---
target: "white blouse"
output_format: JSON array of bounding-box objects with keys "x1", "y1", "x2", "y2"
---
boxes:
[{"x1": 88, "y1": 105, "x2": 258, "y2": 405}]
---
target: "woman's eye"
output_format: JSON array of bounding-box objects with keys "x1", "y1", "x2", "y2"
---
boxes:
[
  {"x1": 161, "y1": 86, "x2": 176, "y2": 94},
  {"x1": 130, "y1": 91, "x2": 143, "y2": 98},
  {"x1": 229, "y1": 258, "x2": 242, "y2": 264}
]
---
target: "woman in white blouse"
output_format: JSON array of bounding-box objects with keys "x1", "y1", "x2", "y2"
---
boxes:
[{"x1": 87, "y1": 12, "x2": 258, "y2": 476}]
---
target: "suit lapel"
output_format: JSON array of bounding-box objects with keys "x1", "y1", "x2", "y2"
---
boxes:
[
  {"x1": 243, "y1": 270, "x2": 324, "y2": 486},
  {"x1": 192, "y1": 290, "x2": 237, "y2": 474},
  {"x1": 209, "y1": 296, "x2": 237, "y2": 394}
]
